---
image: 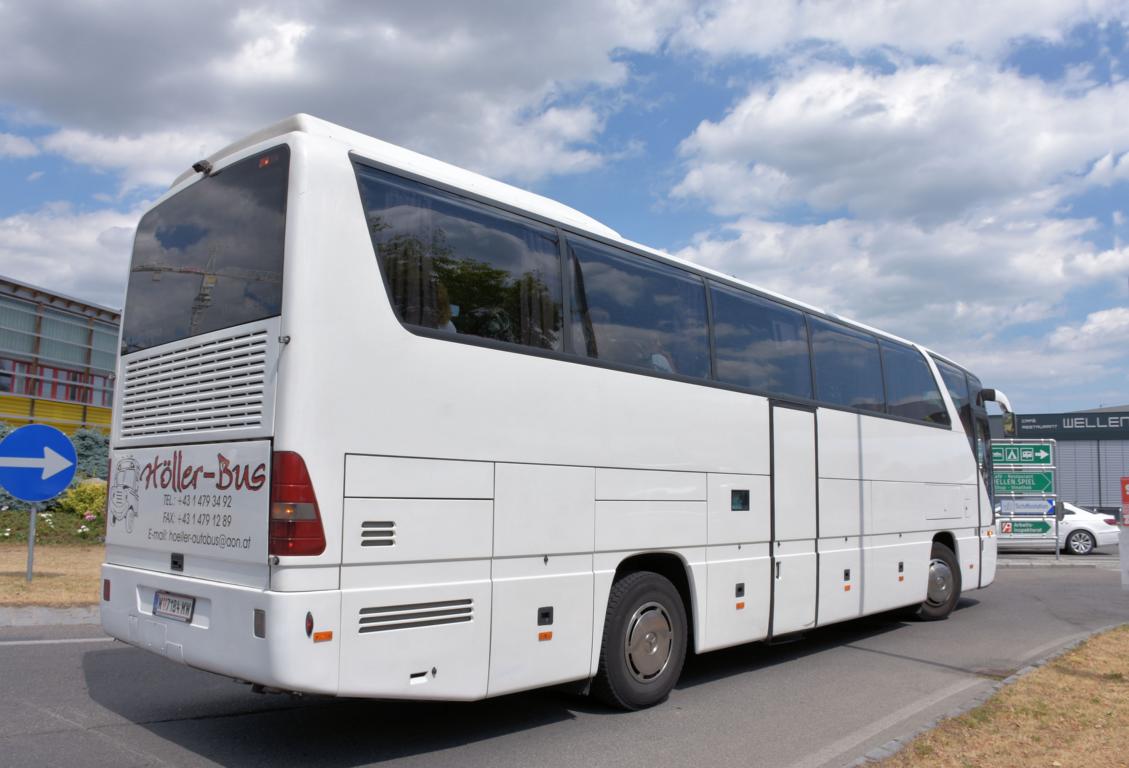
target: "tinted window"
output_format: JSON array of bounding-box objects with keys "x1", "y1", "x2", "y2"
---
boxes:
[
  {"x1": 122, "y1": 145, "x2": 289, "y2": 353},
  {"x1": 356, "y1": 165, "x2": 564, "y2": 351},
  {"x1": 710, "y1": 284, "x2": 811, "y2": 398},
  {"x1": 569, "y1": 237, "x2": 710, "y2": 379},
  {"x1": 934, "y1": 357, "x2": 974, "y2": 446},
  {"x1": 880, "y1": 341, "x2": 950, "y2": 425},
  {"x1": 809, "y1": 317, "x2": 884, "y2": 412},
  {"x1": 967, "y1": 373, "x2": 994, "y2": 492},
  {"x1": 967, "y1": 374, "x2": 984, "y2": 409}
]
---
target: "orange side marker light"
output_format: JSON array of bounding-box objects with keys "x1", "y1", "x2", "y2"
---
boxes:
[
  {"x1": 736, "y1": 601, "x2": 745, "y2": 610},
  {"x1": 313, "y1": 630, "x2": 333, "y2": 643},
  {"x1": 538, "y1": 631, "x2": 553, "y2": 642}
]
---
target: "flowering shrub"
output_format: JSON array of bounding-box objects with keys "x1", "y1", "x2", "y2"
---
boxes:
[
  {"x1": 0, "y1": 478, "x2": 108, "y2": 544},
  {"x1": 54, "y1": 480, "x2": 107, "y2": 521}
]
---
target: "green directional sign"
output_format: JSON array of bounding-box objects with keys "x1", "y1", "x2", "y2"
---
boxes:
[
  {"x1": 1003, "y1": 519, "x2": 1052, "y2": 535},
  {"x1": 991, "y1": 442, "x2": 1054, "y2": 466},
  {"x1": 994, "y1": 470, "x2": 1055, "y2": 494}
]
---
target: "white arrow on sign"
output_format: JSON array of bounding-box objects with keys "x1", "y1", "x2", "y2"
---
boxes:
[
  {"x1": 0, "y1": 447, "x2": 74, "y2": 480},
  {"x1": 1036, "y1": 449, "x2": 1049, "y2": 459}
]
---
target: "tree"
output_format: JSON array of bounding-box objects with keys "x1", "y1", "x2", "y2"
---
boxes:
[{"x1": 71, "y1": 428, "x2": 109, "y2": 480}]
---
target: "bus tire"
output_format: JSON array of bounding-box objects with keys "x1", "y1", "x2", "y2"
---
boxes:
[
  {"x1": 911, "y1": 541, "x2": 962, "y2": 621},
  {"x1": 592, "y1": 570, "x2": 687, "y2": 710}
]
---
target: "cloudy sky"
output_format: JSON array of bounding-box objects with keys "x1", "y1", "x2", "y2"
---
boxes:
[{"x1": 1, "y1": 1, "x2": 1127, "y2": 412}]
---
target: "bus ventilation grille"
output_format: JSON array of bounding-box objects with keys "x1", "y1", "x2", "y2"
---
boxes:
[
  {"x1": 358, "y1": 599, "x2": 473, "y2": 634},
  {"x1": 360, "y1": 521, "x2": 395, "y2": 547},
  {"x1": 120, "y1": 329, "x2": 268, "y2": 438}
]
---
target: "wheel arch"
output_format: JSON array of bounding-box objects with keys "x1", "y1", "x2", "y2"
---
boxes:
[
  {"x1": 933, "y1": 530, "x2": 957, "y2": 557},
  {"x1": 613, "y1": 551, "x2": 699, "y2": 655}
]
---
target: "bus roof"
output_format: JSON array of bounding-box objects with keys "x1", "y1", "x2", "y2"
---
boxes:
[
  {"x1": 173, "y1": 114, "x2": 964, "y2": 370},
  {"x1": 173, "y1": 113, "x2": 621, "y2": 241}
]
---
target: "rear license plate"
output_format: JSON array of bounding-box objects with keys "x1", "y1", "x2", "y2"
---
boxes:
[{"x1": 153, "y1": 591, "x2": 195, "y2": 622}]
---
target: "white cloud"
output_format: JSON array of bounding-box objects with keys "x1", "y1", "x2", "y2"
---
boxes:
[
  {"x1": 212, "y1": 10, "x2": 310, "y2": 83},
  {"x1": 1085, "y1": 151, "x2": 1129, "y2": 185},
  {"x1": 455, "y1": 104, "x2": 606, "y2": 182},
  {"x1": 673, "y1": 0, "x2": 1129, "y2": 61},
  {"x1": 25, "y1": 170, "x2": 43, "y2": 182},
  {"x1": 0, "y1": 132, "x2": 38, "y2": 158},
  {"x1": 955, "y1": 306, "x2": 1129, "y2": 409},
  {"x1": 40, "y1": 128, "x2": 232, "y2": 192},
  {"x1": 1048, "y1": 306, "x2": 1129, "y2": 350},
  {"x1": 674, "y1": 64, "x2": 1129, "y2": 221},
  {"x1": 0, "y1": 202, "x2": 144, "y2": 307},
  {"x1": 0, "y1": 0, "x2": 688, "y2": 187}
]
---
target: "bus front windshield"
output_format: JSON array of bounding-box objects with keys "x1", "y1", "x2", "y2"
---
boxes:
[{"x1": 120, "y1": 145, "x2": 290, "y2": 354}]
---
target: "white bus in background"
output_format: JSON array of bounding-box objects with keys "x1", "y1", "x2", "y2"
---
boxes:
[{"x1": 101, "y1": 115, "x2": 1010, "y2": 710}]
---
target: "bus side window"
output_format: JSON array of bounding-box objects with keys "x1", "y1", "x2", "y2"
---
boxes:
[
  {"x1": 808, "y1": 316, "x2": 885, "y2": 413},
  {"x1": 355, "y1": 165, "x2": 566, "y2": 353},
  {"x1": 934, "y1": 358, "x2": 974, "y2": 452},
  {"x1": 567, "y1": 236, "x2": 710, "y2": 380},
  {"x1": 709, "y1": 282, "x2": 812, "y2": 400},
  {"x1": 880, "y1": 341, "x2": 950, "y2": 425}
]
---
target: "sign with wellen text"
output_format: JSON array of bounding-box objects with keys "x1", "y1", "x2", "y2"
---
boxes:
[
  {"x1": 1010, "y1": 411, "x2": 1129, "y2": 441},
  {"x1": 105, "y1": 440, "x2": 271, "y2": 563}
]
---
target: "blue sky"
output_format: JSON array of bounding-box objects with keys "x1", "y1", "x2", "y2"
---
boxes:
[{"x1": 0, "y1": 1, "x2": 1127, "y2": 413}]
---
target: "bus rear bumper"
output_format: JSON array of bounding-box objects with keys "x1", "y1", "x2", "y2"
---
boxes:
[{"x1": 99, "y1": 563, "x2": 340, "y2": 695}]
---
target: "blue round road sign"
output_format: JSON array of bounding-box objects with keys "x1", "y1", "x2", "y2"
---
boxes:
[{"x1": 0, "y1": 425, "x2": 77, "y2": 502}]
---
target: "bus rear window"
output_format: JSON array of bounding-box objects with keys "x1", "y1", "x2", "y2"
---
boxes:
[{"x1": 121, "y1": 145, "x2": 289, "y2": 354}]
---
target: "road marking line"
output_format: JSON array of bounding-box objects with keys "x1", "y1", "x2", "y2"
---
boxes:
[
  {"x1": 0, "y1": 637, "x2": 114, "y2": 647},
  {"x1": 779, "y1": 677, "x2": 987, "y2": 768}
]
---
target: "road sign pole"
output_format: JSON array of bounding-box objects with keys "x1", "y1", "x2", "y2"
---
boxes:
[{"x1": 26, "y1": 503, "x2": 36, "y2": 583}]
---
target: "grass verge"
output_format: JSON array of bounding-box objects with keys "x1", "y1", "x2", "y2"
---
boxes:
[
  {"x1": 0, "y1": 543, "x2": 103, "y2": 606},
  {"x1": 881, "y1": 624, "x2": 1129, "y2": 767}
]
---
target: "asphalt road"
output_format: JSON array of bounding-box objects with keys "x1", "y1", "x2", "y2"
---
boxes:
[{"x1": 3, "y1": 565, "x2": 1128, "y2": 768}]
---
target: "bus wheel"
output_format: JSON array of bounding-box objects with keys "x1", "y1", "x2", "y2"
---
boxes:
[
  {"x1": 593, "y1": 571, "x2": 687, "y2": 710},
  {"x1": 912, "y1": 542, "x2": 961, "y2": 621}
]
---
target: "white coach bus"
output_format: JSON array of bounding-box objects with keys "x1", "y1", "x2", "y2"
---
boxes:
[{"x1": 101, "y1": 114, "x2": 1010, "y2": 709}]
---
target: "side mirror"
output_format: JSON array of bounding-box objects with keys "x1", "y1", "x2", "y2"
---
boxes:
[
  {"x1": 979, "y1": 388, "x2": 1013, "y2": 413},
  {"x1": 1055, "y1": 500, "x2": 1065, "y2": 521}
]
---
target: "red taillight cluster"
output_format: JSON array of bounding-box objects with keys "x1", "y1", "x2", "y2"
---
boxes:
[
  {"x1": 269, "y1": 451, "x2": 326, "y2": 556},
  {"x1": 1103, "y1": 518, "x2": 1118, "y2": 526}
]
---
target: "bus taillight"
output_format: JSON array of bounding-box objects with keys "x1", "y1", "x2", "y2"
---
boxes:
[{"x1": 269, "y1": 452, "x2": 326, "y2": 556}]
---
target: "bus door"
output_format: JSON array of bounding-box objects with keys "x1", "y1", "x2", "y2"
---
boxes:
[{"x1": 770, "y1": 403, "x2": 818, "y2": 636}]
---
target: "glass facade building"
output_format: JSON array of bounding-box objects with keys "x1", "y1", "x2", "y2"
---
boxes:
[{"x1": 0, "y1": 276, "x2": 119, "y2": 434}]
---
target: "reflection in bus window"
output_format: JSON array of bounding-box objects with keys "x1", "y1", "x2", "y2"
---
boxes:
[
  {"x1": 568, "y1": 237, "x2": 710, "y2": 379},
  {"x1": 809, "y1": 317, "x2": 885, "y2": 413},
  {"x1": 880, "y1": 341, "x2": 950, "y2": 425},
  {"x1": 357, "y1": 167, "x2": 564, "y2": 351},
  {"x1": 710, "y1": 283, "x2": 812, "y2": 399}
]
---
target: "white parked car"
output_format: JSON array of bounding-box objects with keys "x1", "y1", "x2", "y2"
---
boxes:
[{"x1": 1057, "y1": 502, "x2": 1119, "y2": 555}]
